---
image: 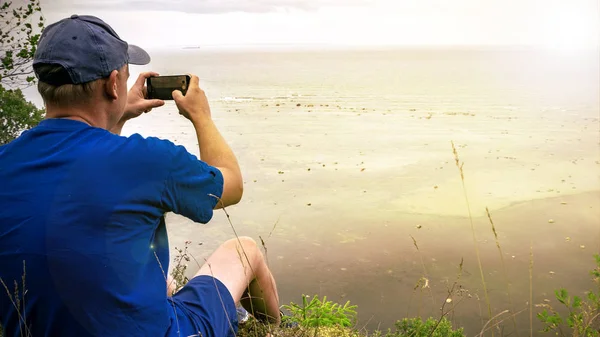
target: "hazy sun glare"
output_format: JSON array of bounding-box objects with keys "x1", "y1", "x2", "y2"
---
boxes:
[
  {"x1": 537, "y1": 2, "x2": 600, "y2": 50},
  {"x1": 42, "y1": 0, "x2": 600, "y2": 50}
]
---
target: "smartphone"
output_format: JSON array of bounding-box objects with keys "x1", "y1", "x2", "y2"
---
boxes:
[{"x1": 146, "y1": 75, "x2": 191, "y2": 100}]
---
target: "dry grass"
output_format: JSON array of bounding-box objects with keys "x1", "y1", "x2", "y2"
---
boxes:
[
  {"x1": 409, "y1": 234, "x2": 436, "y2": 316},
  {"x1": 238, "y1": 323, "x2": 366, "y2": 337},
  {"x1": 451, "y1": 141, "x2": 492, "y2": 326},
  {"x1": 529, "y1": 242, "x2": 534, "y2": 337},
  {"x1": 0, "y1": 261, "x2": 31, "y2": 337},
  {"x1": 486, "y1": 208, "x2": 520, "y2": 336}
]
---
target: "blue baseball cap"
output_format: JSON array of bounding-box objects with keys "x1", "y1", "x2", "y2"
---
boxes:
[{"x1": 33, "y1": 14, "x2": 150, "y2": 85}]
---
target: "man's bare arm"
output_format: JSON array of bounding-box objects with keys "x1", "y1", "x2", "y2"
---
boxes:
[
  {"x1": 173, "y1": 75, "x2": 243, "y2": 209},
  {"x1": 191, "y1": 117, "x2": 243, "y2": 208}
]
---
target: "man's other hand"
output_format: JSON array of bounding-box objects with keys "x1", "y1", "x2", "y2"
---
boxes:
[
  {"x1": 172, "y1": 75, "x2": 211, "y2": 124},
  {"x1": 123, "y1": 72, "x2": 165, "y2": 121}
]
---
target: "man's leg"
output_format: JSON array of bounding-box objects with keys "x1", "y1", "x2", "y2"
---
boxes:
[{"x1": 195, "y1": 236, "x2": 281, "y2": 325}]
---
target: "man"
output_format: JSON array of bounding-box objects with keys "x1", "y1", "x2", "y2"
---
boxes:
[{"x1": 0, "y1": 14, "x2": 280, "y2": 337}]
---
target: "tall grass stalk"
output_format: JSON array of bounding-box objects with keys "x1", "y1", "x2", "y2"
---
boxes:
[
  {"x1": 451, "y1": 141, "x2": 492, "y2": 326},
  {"x1": 475, "y1": 294, "x2": 484, "y2": 327},
  {"x1": 478, "y1": 310, "x2": 510, "y2": 337},
  {"x1": 529, "y1": 242, "x2": 533, "y2": 337},
  {"x1": 0, "y1": 261, "x2": 32, "y2": 337},
  {"x1": 455, "y1": 259, "x2": 466, "y2": 319},
  {"x1": 21, "y1": 261, "x2": 26, "y2": 337},
  {"x1": 206, "y1": 262, "x2": 242, "y2": 337},
  {"x1": 407, "y1": 277, "x2": 428, "y2": 319},
  {"x1": 259, "y1": 216, "x2": 280, "y2": 269},
  {"x1": 410, "y1": 235, "x2": 436, "y2": 312},
  {"x1": 486, "y1": 208, "x2": 519, "y2": 336},
  {"x1": 448, "y1": 258, "x2": 465, "y2": 326},
  {"x1": 153, "y1": 251, "x2": 182, "y2": 336},
  {"x1": 426, "y1": 280, "x2": 461, "y2": 337}
]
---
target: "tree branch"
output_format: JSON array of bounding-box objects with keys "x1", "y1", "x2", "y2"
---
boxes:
[{"x1": 0, "y1": 0, "x2": 44, "y2": 86}]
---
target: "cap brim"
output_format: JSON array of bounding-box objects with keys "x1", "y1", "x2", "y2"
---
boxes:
[{"x1": 128, "y1": 44, "x2": 150, "y2": 65}]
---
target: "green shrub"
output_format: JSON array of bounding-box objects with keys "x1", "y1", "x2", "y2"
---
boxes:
[
  {"x1": 372, "y1": 317, "x2": 465, "y2": 337},
  {"x1": 281, "y1": 294, "x2": 358, "y2": 328},
  {"x1": 0, "y1": 85, "x2": 44, "y2": 145},
  {"x1": 538, "y1": 254, "x2": 600, "y2": 336}
]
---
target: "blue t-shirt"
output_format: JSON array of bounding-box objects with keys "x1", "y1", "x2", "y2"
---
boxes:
[{"x1": 0, "y1": 118, "x2": 224, "y2": 336}]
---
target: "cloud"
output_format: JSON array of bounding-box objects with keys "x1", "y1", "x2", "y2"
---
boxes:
[{"x1": 43, "y1": 0, "x2": 372, "y2": 14}]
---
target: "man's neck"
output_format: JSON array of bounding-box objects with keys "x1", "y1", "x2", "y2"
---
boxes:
[
  {"x1": 57, "y1": 115, "x2": 93, "y2": 126},
  {"x1": 45, "y1": 106, "x2": 110, "y2": 130}
]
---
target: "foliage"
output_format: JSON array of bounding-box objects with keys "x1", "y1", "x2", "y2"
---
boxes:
[
  {"x1": 371, "y1": 317, "x2": 465, "y2": 337},
  {"x1": 0, "y1": 0, "x2": 45, "y2": 145},
  {"x1": 0, "y1": 85, "x2": 44, "y2": 145},
  {"x1": 1, "y1": 0, "x2": 44, "y2": 88},
  {"x1": 281, "y1": 295, "x2": 358, "y2": 328},
  {"x1": 537, "y1": 255, "x2": 600, "y2": 336}
]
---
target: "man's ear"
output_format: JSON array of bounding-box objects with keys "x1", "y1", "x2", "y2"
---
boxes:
[{"x1": 104, "y1": 70, "x2": 120, "y2": 100}]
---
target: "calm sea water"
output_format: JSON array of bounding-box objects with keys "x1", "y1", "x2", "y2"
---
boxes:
[{"x1": 25, "y1": 47, "x2": 600, "y2": 335}]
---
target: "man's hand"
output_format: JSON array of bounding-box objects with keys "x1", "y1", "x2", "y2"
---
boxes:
[
  {"x1": 122, "y1": 72, "x2": 165, "y2": 121},
  {"x1": 172, "y1": 75, "x2": 211, "y2": 124}
]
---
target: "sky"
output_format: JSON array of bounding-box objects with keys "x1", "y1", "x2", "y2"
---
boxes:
[{"x1": 37, "y1": 0, "x2": 600, "y2": 50}]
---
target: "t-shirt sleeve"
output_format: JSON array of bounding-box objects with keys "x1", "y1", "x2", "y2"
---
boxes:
[{"x1": 160, "y1": 142, "x2": 224, "y2": 224}]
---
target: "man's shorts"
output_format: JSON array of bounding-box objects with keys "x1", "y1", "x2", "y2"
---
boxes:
[{"x1": 165, "y1": 275, "x2": 239, "y2": 337}]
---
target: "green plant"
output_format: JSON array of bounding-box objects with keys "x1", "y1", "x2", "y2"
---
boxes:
[
  {"x1": 0, "y1": 85, "x2": 44, "y2": 145},
  {"x1": 373, "y1": 317, "x2": 465, "y2": 337},
  {"x1": 282, "y1": 295, "x2": 358, "y2": 328},
  {"x1": 0, "y1": 0, "x2": 45, "y2": 145},
  {"x1": 537, "y1": 254, "x2": 600, "y2": 336}
]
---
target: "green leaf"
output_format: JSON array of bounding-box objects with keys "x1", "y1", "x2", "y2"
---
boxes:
[
  {"x1": 556, "y1": 288, "x2": 569, "y2": 306},
  {"x1": 587, "y1": 291, "x2": 598, "y2": 305},
  {"x1": 573, "y1": 295, "x2": 582, "y2": 308},
  {"x1": 16, "y1": 48, "x2": 28, "y2": 58}
]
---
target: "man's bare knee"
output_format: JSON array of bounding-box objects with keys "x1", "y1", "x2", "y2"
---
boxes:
[
  {"x1": 197, "y1": 236, "x2": 264, "y2": 279},
  {"x1": 223, "y1": 236, "x2": 263, "y2": 270},
  {"x1": 194, "y1": 236, "x2": 267, "y2": 301},
  {"x1": 223, "y1": 236, "x2": 257, "y2": 249}
]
